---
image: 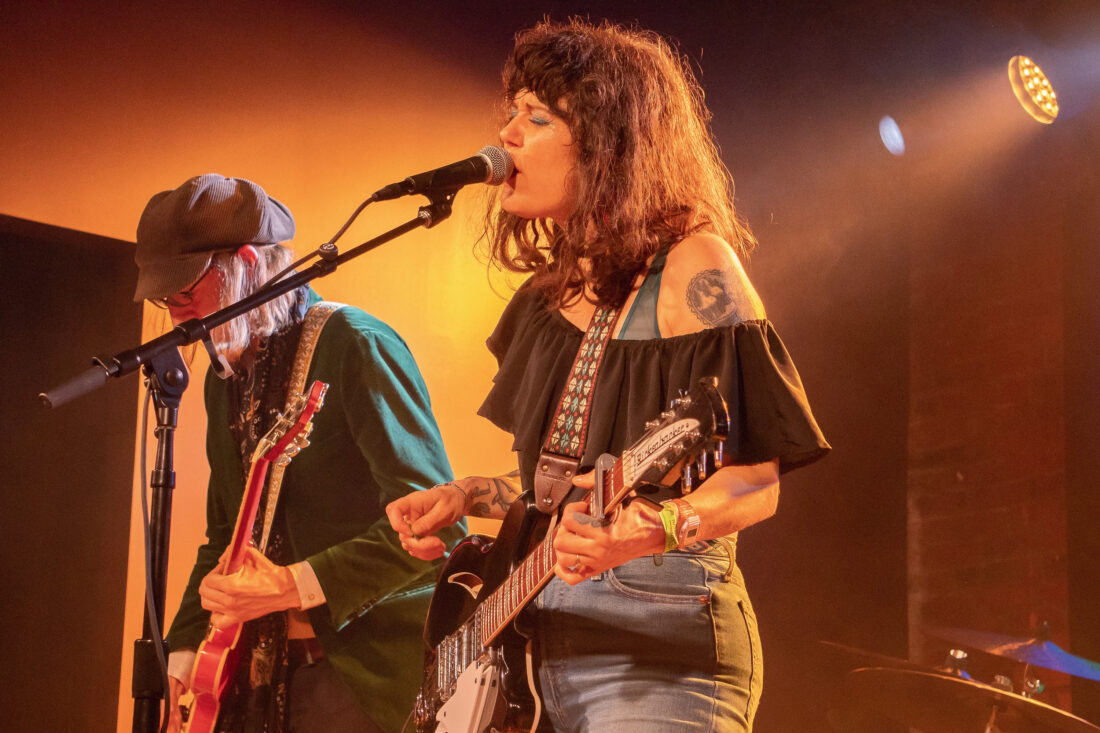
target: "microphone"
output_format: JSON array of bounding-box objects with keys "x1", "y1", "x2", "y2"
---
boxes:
[{"x1": 371, "y1": 146, "x2": 514, "y2": 202}]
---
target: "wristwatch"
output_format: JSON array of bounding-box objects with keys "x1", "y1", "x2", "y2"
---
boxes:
[{"x1": 670, "y1": 499, "x2": 700, "y2": 548}]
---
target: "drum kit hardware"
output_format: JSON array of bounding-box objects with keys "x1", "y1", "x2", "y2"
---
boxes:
[
  {"x1": 824, "y1": 627, "x2": 1100, "y2": 733},
  {"x1": 927, "y1": 626, "x2": 1100, "y2": 683}
]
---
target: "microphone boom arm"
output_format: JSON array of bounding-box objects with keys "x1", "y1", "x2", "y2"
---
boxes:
[{"x1": 40, "y1": 195, "x2": 452, "y2": 408}]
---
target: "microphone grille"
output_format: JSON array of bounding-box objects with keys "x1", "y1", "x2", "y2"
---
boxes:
[{"x1": 478, "y1": 145, "x2": 514, "y2": 186}]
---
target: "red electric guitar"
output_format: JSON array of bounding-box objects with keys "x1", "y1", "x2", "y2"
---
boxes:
[{"x1": 184, "y1": 379, "x2": 328, "y2": 733}]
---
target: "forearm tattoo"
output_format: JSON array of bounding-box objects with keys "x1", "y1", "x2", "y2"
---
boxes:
[
  {"x1": 685, "y1": 268, "x2": 746, "y2": 328},
  {"x1": 469, "y1": 470, "x2": 522, "y2": 518}
]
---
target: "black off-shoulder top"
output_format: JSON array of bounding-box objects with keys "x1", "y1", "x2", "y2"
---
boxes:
[{"x1": 477, "y1": 283, "x2": 831, "y2": 494}]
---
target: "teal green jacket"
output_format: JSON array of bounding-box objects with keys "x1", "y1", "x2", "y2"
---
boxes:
[{"x1": 165, "y1": 300, "x2": 463, "y2": 732}]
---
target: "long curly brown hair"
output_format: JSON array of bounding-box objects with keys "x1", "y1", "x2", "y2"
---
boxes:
[{"x1": 484, "y1": 18, "x2": 756, "y2": 308}]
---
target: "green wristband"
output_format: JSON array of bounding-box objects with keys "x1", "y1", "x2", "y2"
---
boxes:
[{"x1": 658, "y1": 502, "x2": 681, "y2": 553}]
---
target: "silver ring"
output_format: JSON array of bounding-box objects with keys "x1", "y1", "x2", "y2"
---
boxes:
[{"x1": 567, "y1": 554, "x2": 583, "y2": 572}]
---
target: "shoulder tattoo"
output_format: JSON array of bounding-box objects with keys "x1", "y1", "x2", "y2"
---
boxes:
[{"x1": 685, "y1": 268, "x2": 746, "y2": 328}]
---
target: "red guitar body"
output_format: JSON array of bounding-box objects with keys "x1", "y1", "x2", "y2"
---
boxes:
[
  {"x1": 187, "y1": 621, "x2": 245, "y2": 730},
  {"x1": 184, "y1": 380, "x2": 327, "y2": 733}
]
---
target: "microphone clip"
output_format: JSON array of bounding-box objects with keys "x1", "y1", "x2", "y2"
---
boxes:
[{"x1": 418, "y1": 189, "x2": 456, "y2": 229}]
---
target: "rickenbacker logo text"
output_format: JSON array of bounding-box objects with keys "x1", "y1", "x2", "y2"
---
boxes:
[{"x1": 633, "y1": 419, "x2": 700, "y2": 471}]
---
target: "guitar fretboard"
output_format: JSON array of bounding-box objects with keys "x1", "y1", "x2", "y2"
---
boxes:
[
  {"x1": 475, "y1": 460, "x2": 627, "y2": 647},
  {"x1": 462, "y1": 413, "x2": 710, "y2": 648}
]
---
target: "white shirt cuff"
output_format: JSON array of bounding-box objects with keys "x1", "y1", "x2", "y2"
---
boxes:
[
  {"x1": 290, "y1": 560, "x2": 326, "y2": 610},
  {"x1": 168, "y1": 649, "x2": 195, "y2": 686}
]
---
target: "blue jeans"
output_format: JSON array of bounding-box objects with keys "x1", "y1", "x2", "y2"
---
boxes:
[{"x1": 532, "y1": 538, "x2": 762, "y2": 732}]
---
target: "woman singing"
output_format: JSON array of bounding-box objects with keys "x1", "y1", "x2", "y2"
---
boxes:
[{"x1": 387, "y1": 18, "x2": 829, "y2": 732}]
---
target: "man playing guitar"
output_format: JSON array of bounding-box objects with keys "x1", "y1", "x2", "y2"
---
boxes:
[{"x1": 133, "y1": 174, "x2": 463, "y2": 732}]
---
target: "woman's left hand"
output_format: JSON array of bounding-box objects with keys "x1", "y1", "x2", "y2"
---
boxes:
[{"x1": 552, "y1": 472, "x2": 666, "y2": 585}]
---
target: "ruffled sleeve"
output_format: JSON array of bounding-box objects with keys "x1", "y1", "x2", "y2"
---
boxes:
[{"x1": 478, "y1": 285, "x2": 829, "y2": 488}]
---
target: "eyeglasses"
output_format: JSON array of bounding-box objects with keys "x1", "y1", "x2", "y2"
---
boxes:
[{"x1": 148, "y1": 265, "x2": 213, "y2": 310}]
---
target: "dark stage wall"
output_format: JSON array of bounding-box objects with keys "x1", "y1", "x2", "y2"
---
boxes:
[
  {"x1": 0, "y1": 215, "x2": 141, "y2": 731},
  {"x1": 1064, "y1": 120, "x2": 1100, "y2": 723}
]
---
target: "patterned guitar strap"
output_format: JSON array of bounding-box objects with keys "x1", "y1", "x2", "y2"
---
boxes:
[
  {"x1": 257, "y1": 301, "x2": 344, "y2": 551},
  {"x1": 534, "y1": 303, "x2": 621, "y2": 513},
  {"x1": 240, "y1": 301, "x2": 344, "y2": 732}
]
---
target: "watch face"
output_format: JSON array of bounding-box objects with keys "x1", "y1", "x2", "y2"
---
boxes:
[{"x1": 674, "y1": 500, "x2": 701, "y2": 546}]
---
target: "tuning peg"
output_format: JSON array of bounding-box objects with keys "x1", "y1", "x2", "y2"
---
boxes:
[
  {"x1": 681, "y1": 463, "x2": 693, "y2": 493},
  {"x1": 654, "y1": 457, "x2": 671, "y2": 472},
  {"x1": 660, "y1": 410, "x2": 675, "y2": 420},
  {"x1": 644, "y1": 419, "x2": 661, "y2": 431},
  {"x1": 669, "y1": 389, "x2": 692, "y2": 409},
  {"x1": 712, "y1": 442, "x2": 723, "y2": 466},
  {"x1": 695, "y1": 452, "x2": 707, "y2": 480}
]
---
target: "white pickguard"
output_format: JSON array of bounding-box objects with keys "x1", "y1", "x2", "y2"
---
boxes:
[{"x1": 435, "y1": 658, "x2": 503, "y2": 733}]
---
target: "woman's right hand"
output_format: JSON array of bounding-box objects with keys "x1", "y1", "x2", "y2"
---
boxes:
[{"x1": 385, "y1": 482, "x2": 469, "y2": 560}]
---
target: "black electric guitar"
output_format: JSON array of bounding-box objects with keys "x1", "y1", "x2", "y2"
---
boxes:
[{"x1": 415, "y1": 377, "x2": 730, "y2": 733}]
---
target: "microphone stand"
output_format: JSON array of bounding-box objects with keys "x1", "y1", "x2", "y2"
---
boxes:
[
  {"x1": 131, "y1": 346, "x2": 187, "y2": 733},
  {"x1": 40, "y1": 192, "x2": 456, "y2": 733}
]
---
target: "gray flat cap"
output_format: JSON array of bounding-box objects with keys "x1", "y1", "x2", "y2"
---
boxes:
[{"x1": 133, "y1": 173, "x2": 295, "y2": 301}]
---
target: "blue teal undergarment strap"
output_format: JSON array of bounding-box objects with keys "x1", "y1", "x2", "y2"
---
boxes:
[{"x1": 617, "y1": 245, "x2": 670, "y2": 340}]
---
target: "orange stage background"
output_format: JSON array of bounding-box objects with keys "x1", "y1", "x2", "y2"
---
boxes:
[{"x1": 0, "y1": 3, "x2": 515, "y2": 729}]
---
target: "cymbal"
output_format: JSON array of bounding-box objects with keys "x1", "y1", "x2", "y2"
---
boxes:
[
  {"x1": 817, "y1": 640, "x2": 931, "y2": 672},
  {"x1": 927, "y1": 626, "x2": 1100, "y2": 683},
  {"x1": 830, "y1": 667, "x2": 1100, "y2": 733}
]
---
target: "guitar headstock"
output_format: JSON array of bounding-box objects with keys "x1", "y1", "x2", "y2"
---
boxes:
[
  {"x1": 622, "y1": 377, "x2": 729, "y2": 492},
  {"x1": 252, "y1": 380, "x2": 329, "y2": 466}
]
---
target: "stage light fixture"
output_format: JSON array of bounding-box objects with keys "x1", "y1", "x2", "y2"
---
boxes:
[
  {"x1": 878, "y1": 116, "x2": 905, "y2": 156},
  {"x1": 1007, "y1": 55, "x2": 1059, "y2": 124}
]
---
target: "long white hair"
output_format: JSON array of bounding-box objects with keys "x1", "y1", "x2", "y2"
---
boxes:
[{"x1": 209, "y1": 244, "x2": 298, "y2": 365}]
